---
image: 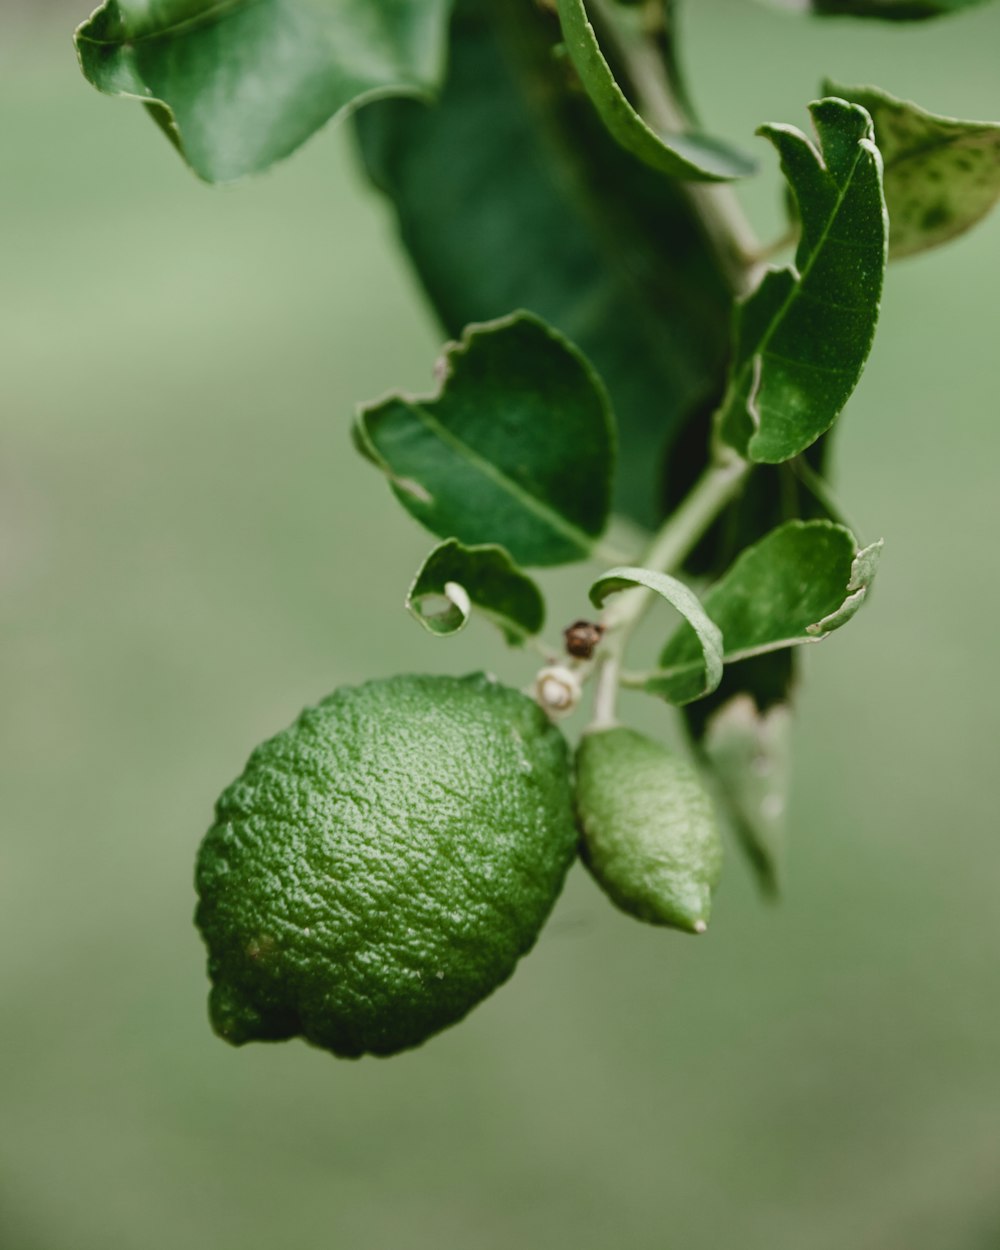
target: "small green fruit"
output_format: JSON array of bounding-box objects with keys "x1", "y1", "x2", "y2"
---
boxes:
[
  {"x1": 575, "y1": 726, "x2": 722, "y2": 934},
  {"x1": 195, "y1": 673, "x2": 576, "y2": 1058}
]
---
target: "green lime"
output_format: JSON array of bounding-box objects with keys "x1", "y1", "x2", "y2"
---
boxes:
[
  {"x1": 195, "y1": 672, "x2": 576, "y2": 1058},
  {"x1": 574, "y1": 726, "x2": 722, "y2": 934}
]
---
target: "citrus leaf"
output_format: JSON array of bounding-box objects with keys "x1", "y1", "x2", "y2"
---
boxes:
[
  {"x1": 407, "y1": 540, "x2": 545, "y2": 645},
  {"x1": 652, "y1": 520, "x2": 882, "y2": 702},
  {"x1": 767, "y1": 0, "x2": 992, "y2": 18},
  {"x1": 683, "y1": 651, "x2": 798, "y2": 896},
  {"x1": 554, "y1": 0, "x2": 756, "y2": 182},
  {"x1": 354, "y1": 0, "x2": 732, "y2": 530},
  {"x1": 701, "y1": 696, "x2": 792, "y2": 897},
  {"x1": 354, "y1": 312, "x2": 616, "y2": 568},
  {"x1": 716, "y1": 98, "x2": 888, "y2": 464},
  {"x1": 74, "y1": 0, "x2": 454, "y2": 183},
  {"x1": 824, "y1": 81, "x2": 1000, "y2": 258},
  {"x1": 590, "y1": 567, "x2": 724, "y2": 704}
]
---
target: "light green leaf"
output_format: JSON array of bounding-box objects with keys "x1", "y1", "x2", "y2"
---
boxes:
[
  {"x1": 354, "y1": 312, "x2": 616, "y2": 568},
  {"x1": 824, "y1": 81, "x2": 1000, "y2": 258},
  {"x1": 768, "y1": 0, "x2": 992, "y2": 18},
  {"x1": 717, "y1": 98, "x2": 888, "y2": 464},
  {"x1": 590, "y1": 567, "x2": 724, "y2": 704},
  {"x1": 555, "y1": 0, "x2": 756, "y2": 182},
  {"x1": 702, "y1": 696, "x2": 792, "y2": 897},
  {"x1": 74, "y1": 0, "x2": 453, "y2": 182},
  {"x1": 682, "y1": 650, "x2": 798, "y2": 894},
  {"x1": 406, "y1": 540, "x2": 545, "y2": 645},
  {"x1": 354, "y1": 0, "x2": 733, "y2": 531},
  {"x1": 653, "y1": 520, "x2": 882, "y2": 703}
]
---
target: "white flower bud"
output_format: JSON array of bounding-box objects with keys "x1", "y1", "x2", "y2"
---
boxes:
[{"x1": 533, "y1": 665, "x2": 582, "y2": 719}]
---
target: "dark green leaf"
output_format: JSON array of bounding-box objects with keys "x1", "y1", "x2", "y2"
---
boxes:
[
  {"x1": 769, "y1": 0, "x2": 991, "y2": 19},
  {"x1": 555, "y1": 0, "x2": 756, "y2": 182},
  {"x1": 825, "y1": 81, "x2": 1000, "y2": 257},
  {"x1": 74, "y1": 0, "x2": 453, "y2": 182},
  {"x1": 702, "y1": 695, "x2": 792, "y2": 896},
  {"x1": 652, "y1": 520, "x2": 882, "y2": 703},
  {"x1": 406, "y1": 539, "x2": 545, "y2": 644},
  {"x1": 354, "y1": 0, "x2": 732, "y2": 530},
  {"x1": 717, "y1": 98, "x2": 888, "y2": 463},
  {"x1": 590, "y1": 567, "x2": 724, "y2": 703},
  {"x1": 354, "y1": 312, "x2": 615, "y2": 567}
]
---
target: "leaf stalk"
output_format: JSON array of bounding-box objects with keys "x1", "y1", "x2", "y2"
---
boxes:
[
  {"x1": 588, "y1": 0, "x2": 766, "y2": 294},
  {"x1": 589, "y1": 453, "x2": 750, "y2": 729}
]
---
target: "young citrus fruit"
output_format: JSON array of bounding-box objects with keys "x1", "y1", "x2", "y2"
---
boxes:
[
  {"x1": 195, "y1": 673, "x2": 576, "y2": 1058},
  {"x1": 575, "y1": 727, "x2": 722, "y2": 934}
]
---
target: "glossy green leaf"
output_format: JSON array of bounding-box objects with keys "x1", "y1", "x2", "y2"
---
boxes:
[
  {"x1": 74, "y1": 0, "x2": 453, "y2": 183},
  {"x1": 406, "y1": 539, "x2": 545, "y2": 644},
  {"x1": 825, "y1": 81, "x2": 1000, "y2": 257},
  {"x1": 555, "y1": 0, "x2": 756, "y2": 182},
  {"x1": 354, "y1": 0, "x2": 732, "y2": 530},
  {"x1": 702, "y1": 695, "x2": 792, "y2": 897},
  {"x1": 717, "y1": 98, "x2": 888, "y2": 463},
  {"x1": 769, "y1": 0, "x2": 992, "y2": 18},
  {"x1": 590, "y1": 567, "x2": 724, "y2": 704},
  {"x1": 652, "y1": 520, "x2": 882, "y2": 703},
  {"x1": 354, "y1": 312, "x2": 616, "y2": 568}
]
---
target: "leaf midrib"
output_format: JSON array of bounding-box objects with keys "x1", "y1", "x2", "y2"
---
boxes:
[
  {"x1": 654, "y1": 633, "x2": 831, "y2": 685},
  {"x1": 402, "y1": 400, "x2": 598, "y2": 559},
  {"x1": 723, "y1": 128, "x2": 874, "y2": 429}
]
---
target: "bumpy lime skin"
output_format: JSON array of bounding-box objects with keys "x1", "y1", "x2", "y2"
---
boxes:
[
  {"x1": 575, "y1": 727, "x2": 722, "y2": 934},
  {"x1": 195, "y1": 673, "x2": 576, "y2": 1058}
]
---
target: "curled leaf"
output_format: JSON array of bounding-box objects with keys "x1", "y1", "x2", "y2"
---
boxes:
[
  {"x1": 590, "y1": 566, "x2": 724, "y2": 703},
  {"x1": 407, "y1": 540, "x2": 545, "y2": 644}
]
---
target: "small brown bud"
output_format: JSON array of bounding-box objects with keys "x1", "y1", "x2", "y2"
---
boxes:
[{"x1": 563, "y1": 620, "x2": 605, "y2": 660}]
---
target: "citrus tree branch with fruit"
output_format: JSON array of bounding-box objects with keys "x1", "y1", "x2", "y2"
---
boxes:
[{"x1": 74, "y1": 0, "x2": 1000, "y2": 1058}]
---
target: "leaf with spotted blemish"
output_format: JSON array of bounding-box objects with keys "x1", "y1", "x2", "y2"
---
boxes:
[
  {"x1": 716, "y1": 98, "x2": 888, "y2": 463},
  {"x1": 825, "y1": 81, "x2": 1000, "y2": 258}
]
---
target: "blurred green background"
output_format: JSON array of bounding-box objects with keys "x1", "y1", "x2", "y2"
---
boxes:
[{"x1": 3, "y1": 3, "x2": 999, "y2": 1248}]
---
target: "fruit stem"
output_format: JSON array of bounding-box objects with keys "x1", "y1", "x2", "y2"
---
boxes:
[{"x1": 589, "y1": 452, "x2": 750, "y2": 730}]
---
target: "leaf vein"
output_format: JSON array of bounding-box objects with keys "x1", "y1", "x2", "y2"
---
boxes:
[
  {"x1": 406, "y1": 402, "x2": 595, "y2": 557},
  {"x1": 77, "y1": 0, "x2": 258, "y2": 47}
]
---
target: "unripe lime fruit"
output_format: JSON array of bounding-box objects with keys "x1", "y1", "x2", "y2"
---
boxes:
[
  {"x1": 574, "y1": 727, "x2": 722, "y2": 934},
  {"x1": 195, "y1": 673, "x2": 576, "y2": 1058}
]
